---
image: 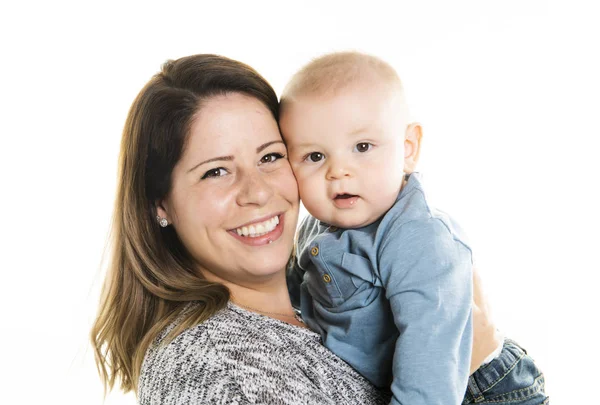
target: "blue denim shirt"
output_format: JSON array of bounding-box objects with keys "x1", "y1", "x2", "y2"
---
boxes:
[{"x1": 288, "y1": 173, "x2": 473, "y2": 405}]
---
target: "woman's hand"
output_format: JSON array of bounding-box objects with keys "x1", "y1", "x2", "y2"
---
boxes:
[{"x1": 470, "y1": 266, "x2": 503, "y2": 374}]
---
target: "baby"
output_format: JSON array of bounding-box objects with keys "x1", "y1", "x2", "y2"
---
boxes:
[{"x1": 280, "y1": 52, "x2": 547, "y2": 404}]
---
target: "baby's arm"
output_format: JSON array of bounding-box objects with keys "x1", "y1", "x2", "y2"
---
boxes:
[
  {"x1": 470, "y1": 265, "x2": 503, "y2": 374},
  {"x1": 286, "y1": 258, "x2": 304, "y2": 309},
  {"x1": 379, "y1": 218, "x2": 473, "y2": 405},
  {"x1": 286, "y1": 214, "x2": 314, "y2": 309}
]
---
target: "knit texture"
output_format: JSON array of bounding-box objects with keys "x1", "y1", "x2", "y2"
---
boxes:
[{"x1": 138, "y1": 302, "x2": 390, "y2": 404}]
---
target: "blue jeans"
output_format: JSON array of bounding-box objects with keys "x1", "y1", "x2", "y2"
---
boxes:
[{"x1": 462, "y1": 339, "x2": 549, "y2": 404}]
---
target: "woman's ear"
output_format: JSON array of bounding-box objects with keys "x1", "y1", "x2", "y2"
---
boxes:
[
  {"x1": 156, "y1": 199, "x2": 170, "y2": 222},
  {"x1": 403, "y1": 122, "x2": 423, "y2": 173}
]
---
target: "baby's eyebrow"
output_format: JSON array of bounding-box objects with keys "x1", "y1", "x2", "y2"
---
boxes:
[
  {"x1": 288, "y1": 141, "x2": 319, "y2": 149},
  {"x1": 348, "y1": 126, "x2": 370, "y2": 137}
]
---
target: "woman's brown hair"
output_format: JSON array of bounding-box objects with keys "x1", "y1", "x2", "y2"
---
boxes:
[{"x1": 90, "y1": 54, "x2": 280, "y2": 394}]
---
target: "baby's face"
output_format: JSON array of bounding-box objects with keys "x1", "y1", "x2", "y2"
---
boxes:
[{"x1": 280, "y1": 82, "x2": 411, "y2": 228}]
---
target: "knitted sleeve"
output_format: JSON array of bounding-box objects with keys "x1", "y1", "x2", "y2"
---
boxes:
[{"x1": 138, "y1": 306, "x2": 344, "y2": 405}]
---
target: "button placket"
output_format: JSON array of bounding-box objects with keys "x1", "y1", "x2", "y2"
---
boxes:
[{"x1": 309, "y1": 243, "x2": 343, "y2": 300}]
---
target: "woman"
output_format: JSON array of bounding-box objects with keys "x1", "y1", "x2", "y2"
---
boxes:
[{"x1": 91, "y1": 54, "x2": 501, "y2": 404}]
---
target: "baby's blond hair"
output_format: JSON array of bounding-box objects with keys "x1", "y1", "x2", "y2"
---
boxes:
[{"x1": 281, "y1": 51, "x2": 404, "y2": 107}]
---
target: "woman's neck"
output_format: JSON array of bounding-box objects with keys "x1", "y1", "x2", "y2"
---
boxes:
[
  {"x1": 229, "y1": 281, "x2": 294, "y2": 315},
  {"x1": 229, "y1": 280, "x2": 307, "y2": 327},
  {"x1": 201, "y1": 267, "x2": 295, "y2": 316}
]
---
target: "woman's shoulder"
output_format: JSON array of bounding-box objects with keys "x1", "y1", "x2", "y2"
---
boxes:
[
  {"x1": 140, "y1": 302, "x2": 266, "y2": 374},
  {"x1": 138, "y1": 303, "x2": 256, "y2": 403},
  {"x1": 146, "y1": 302, "x2": 318, "y2": 355},
  {"x1": 138, "y1": 302, "x2": 324, "y2": 404},
  {"x1": 138, "y1": 302, "x2": 388, "y2": 405}
]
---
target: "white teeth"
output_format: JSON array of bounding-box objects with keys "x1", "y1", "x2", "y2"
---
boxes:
[{"x1": 234, "y1": 215, "x2": 279, "y2": 237}]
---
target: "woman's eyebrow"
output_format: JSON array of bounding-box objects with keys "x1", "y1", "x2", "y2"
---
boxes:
[
  {"x1": 187, "y1": 141, "x2": 283, "y2": 173},
  {"x1": 256, "y1": 140, "x2": 284, "y2": 153},
  {"x1": 187, "y1": 156, "x2": 233, "y2": 173}
]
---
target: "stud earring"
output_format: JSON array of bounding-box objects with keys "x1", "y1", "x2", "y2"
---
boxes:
[{"x1": 156, "y1": 215, "x2": 169, "y2": 228}]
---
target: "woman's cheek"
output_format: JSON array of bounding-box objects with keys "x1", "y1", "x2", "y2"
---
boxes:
[
  {"x1": 194, "y1": 187, "x2": 232, "y2": 220},
  {"x1": 273, "y1": 164, "x2": 300, "y2": 200}
]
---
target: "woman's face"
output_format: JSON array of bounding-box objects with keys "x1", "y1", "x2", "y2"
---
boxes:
[{"x1": 157, "y1": 93, "x2": 299, "y2": 286}]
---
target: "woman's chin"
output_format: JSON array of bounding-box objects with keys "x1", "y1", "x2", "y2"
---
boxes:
[{"x1": 244, "y1": 257, "x2": 291, "y2": 279}]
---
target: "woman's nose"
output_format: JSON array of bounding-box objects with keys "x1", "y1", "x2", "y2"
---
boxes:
[{"x1": 236, "y1": 170, "x2": 274, "y2": 206}]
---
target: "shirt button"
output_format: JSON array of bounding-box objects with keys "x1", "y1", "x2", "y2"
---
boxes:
[
  {"x1": 323, "y1": 274, "x2": 332, "y2": 283},
  {"x1": 311, "y1": 246, "x2": 319, "y2": 256},
  {"x1": 329, "y1": 226, "x2": 338, "y2": 232}
]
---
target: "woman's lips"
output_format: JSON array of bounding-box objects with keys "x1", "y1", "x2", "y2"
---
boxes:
[
  {"x1": 229, "y1": 214, "x2": 284, "y2": 246},
  {"x1": 333, "y1": 194, "x2": 359, "y2": 209}
]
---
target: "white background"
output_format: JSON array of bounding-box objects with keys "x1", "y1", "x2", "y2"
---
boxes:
[{"x1": 1, "y1": 0, "x2": 598, "y2": 403}]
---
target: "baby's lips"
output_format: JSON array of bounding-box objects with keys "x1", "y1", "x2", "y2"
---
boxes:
[{"x1": 333, "y1": 193, "x2": 358, "y2": 199}]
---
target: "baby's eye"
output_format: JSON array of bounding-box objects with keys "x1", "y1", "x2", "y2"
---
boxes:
[
  {"x1": 260, "y1": 152, "x2": 285, "y2": 164},
  {"x1": 304, "y1": 152, "x2": 324, "y2": 163},
  {"x1": 354, "y1": 142, "x2": 372, "y2": 153},
  {"x1": 201, "y1": 167, "x2": 227, "y2": 179}
]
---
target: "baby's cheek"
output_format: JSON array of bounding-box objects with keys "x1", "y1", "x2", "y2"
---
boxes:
[
  {"x1": 367, "y1": 168, "x2": 402, "y2": 206},
  {"x1": 298, "y1": 181, "x2": 326, "y2": 217},
  {"x1": 294, "y1": 171, "x2": 314, "y2": 196},
  {"x1": 298, "y1": 181, "x2": 320, "y2": 208}
]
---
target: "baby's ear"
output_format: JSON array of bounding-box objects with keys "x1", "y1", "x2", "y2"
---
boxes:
[{"x1": 403, "y1": 123, "x2": 423, "y2": 173}]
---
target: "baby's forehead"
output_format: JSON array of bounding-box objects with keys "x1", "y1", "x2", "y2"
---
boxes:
[
  {"x1": 333, "y1": 74, "x2": 403, "y2": 102},
  {"x1": 282, "y1": 86, "x2": 409, "y2": 144},
  {"x1": 289, "y1": 78, "x2": 408, "y2": 121}
]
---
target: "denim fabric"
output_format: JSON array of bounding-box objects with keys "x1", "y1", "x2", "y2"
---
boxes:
[
  {"x1": 288, "y1": 173, "x2": 474, "y2": 405},
  {"x1": 463, "y1": 339, "x2": 549, "y2": 404}
]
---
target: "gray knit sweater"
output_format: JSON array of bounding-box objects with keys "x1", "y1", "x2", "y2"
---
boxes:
[{"x1": 138, "y1": 302, "x2": 390, "y2": 404}]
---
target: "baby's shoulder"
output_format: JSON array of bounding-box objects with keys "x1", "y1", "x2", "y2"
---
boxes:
[{"x1": 378, "y1": 201, "x2": 470, "y2": 256}]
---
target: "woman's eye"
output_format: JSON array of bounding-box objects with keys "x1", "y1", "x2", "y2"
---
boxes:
[
  {"x1": 304, "y1": 152, "x2": 324, "y2": 163},
  {"x1": 355, "y1": 142, "x2": 372, "y2": 153},
  {"x1": 201, "y1": 167, "x2": 227, "y2": 179},
  {"x1": 260, "y1": 152, "x2": 285, "y2": 164}
]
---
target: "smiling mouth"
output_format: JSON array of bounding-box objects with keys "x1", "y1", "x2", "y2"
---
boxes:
[{"x1": 233, "y1": 215, "x2": 280, "y2": 238}]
